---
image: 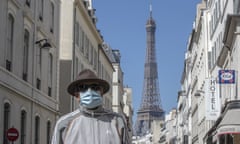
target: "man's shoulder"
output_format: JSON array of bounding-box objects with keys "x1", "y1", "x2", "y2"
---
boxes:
[
  {"x1": 58, "y1": 109, "x2": 80, "y2": 120},
  {"x1": 103, "y1": 108, "x2": 125, "y2": 120},
  {"x1": 55, "y1": 109, "x2": 80, "y2": 130}
]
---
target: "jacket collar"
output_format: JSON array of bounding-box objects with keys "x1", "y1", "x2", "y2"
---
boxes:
[{"x1": 79, "y1": 105, "x2": 108, "y2": 117}]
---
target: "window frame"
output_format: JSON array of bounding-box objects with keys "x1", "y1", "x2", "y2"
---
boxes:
[
  {"x1": 3, "y1": 103, "x2": 11, "y2": 144},
  {"x1": 6, "y1": 13, "x2": 14, "y2": 71},
  {"x1": 20, "y1": 110, "x2": 27, "y2": 144},
  {"x1": 23, "y1": 29, "x2": 30, "y2": 81},
  {"x1": 34, "y1": 116, "x2": 40, "y2": 144}
]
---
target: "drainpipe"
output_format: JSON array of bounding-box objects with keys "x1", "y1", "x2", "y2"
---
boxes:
[{"x1": 71, "y1": 6, "x2": 76, "y2": 111}]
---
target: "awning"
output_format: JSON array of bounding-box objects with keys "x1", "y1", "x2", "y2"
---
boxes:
[
  {"x1": 217, "y1": 108, "x2": 240, "y2": 135},
  {"x1": 218, "y1": 125, "x2": 240, "y2": 135}
]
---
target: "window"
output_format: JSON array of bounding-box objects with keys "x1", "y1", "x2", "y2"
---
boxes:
[
  {"x1": 6, "y1": 14, "x2": 14, "y2": 71},
  {"x1": 23, "y1": 29, "x2": 29, "y2": 81},
  {"x1": 48, "y1": 87, "x2": 52, "y2": 96},
  {"x1": 46, "y1": 121, "x2": 51, "y2": 144},
  {"x1": 79, "y1": 27, "x2": 83, "y2": 51},
  {"x1": 90, "y1": 44, "x2": 93, "y2": 64},
  {"x1": 3, "y1": 103, "x2": 10, "y2": 144},
  {"x1": 98, "y1": 61, "x2": 102, "y2": 77},
  {"x1": 48, "y1": 54, "x2": 53, "y2": 96},
  {"x1": 183, "y1": 135, "x2": 188, "y2": 144},
  {"x1": 81, "y1": 32, "x2": 85, "y2": 52},
  {"x1": 37, "y1": 78, "x2": 41, "y2": 89},
  {"x1": 93, "y1": 50, "x2": 97, "y2": 70},
  {"x1": 35, "y1": 116, "x2": 40, "y2": 144},
  {"x1": 39, "y1": 0, "x2": 44, "y2": 21},
  {"x1": 217, "y1": 1, "x2": 221, "y2": 18},
  {"x1": 37, "y1": 44, "x2": 42, "y2": 66},
  {"x1": 36, "y1": 44, "x2": 42, "y2": 89},
  {"x1": 20, "y1": 110, "x2": 27, "y2": 144},
  {"x1": 25, "y1": 0, "x2": 31, "y2": 7},
  {"x1": 85, "y1": 37, "x2": 89, "y2": 59},
  {"x1": 50, "y1": 2, "x2": 54, "y2": 33},
  {"x1": 75, "y1": 57, "x2": 79, "y2": 76},
  {"x1": 238, "y1": 1, "x2": 240, "y2": 13},
  {"x1": 209, "y1": 20, "x2": 212, "y2": 36},
  {"x1": 213, "y1": 42, "x2": 217, "y2": 65},
  {"x1": 75, "y1": 22, "x2": 80, "y2": 46}
]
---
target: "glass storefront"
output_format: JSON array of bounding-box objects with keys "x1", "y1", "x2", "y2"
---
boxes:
[
  {"x1": 219, "y1": 134, "x2": 240, "y2": 144},
  {"x1": 205, "y1": 101, "x2": 240, "y2": 144}
]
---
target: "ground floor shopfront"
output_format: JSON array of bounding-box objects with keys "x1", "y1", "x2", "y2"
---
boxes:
[
  {"x1": 205, "y1": 100, "x2": 240, "y2": 144},
  {"x1": 218, "y1": 133, "x2": 240, "y2": 144}
]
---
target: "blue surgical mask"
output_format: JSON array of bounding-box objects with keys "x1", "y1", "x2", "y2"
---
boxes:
[{"x1": 80, "y1": 89, "x2": 103, "y2": 109}]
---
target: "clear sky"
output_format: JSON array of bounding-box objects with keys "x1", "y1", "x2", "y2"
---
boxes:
[{"x1": 93, "y1": 0, "x2": 201, "y2": 122}]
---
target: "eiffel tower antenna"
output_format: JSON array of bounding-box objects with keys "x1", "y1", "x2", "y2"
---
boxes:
[{"x1": 149, "y1": 0, "x2": 152, "y2": 17}]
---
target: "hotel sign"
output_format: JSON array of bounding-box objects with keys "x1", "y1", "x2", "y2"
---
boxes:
[
  {"x1": 218, "y1": 70, "x2": 235, "y2": 84},
  {"x1": 205, "y1": 78, "x2": 220, "y2": 120}
]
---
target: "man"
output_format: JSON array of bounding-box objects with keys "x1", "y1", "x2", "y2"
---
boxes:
[{"x1": 51, "y1": 69, "x2": 127, "y2": 144}]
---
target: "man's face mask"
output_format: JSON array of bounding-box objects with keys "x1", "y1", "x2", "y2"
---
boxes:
[{"x1": 79, "y1": 89, "x2": 103, "y2": 109}]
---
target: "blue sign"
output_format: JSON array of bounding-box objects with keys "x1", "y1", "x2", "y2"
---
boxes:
[{"x1": 218, "y1": 70, "x2": 235, "y2": 84}]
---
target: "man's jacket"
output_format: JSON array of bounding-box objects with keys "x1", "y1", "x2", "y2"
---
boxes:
[{"x1": 51, "y1": 106, "x2": 127, "y2": 144}]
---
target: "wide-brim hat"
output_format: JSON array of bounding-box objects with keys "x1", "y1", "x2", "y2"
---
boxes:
[{"x1": 67, "y1": 69, "x2": 110, "y2": 96}]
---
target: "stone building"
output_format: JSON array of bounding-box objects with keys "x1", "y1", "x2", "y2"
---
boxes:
[
  {"x1": 177, "y1": 0, "x2": 240, "y2": 144},
  {"x1": 0, "y1": 0, "x2": 60, "y2": 143},
  {"x1": 0, "y1": 0, "x2": 133, "y2": 144},
  {"x1": 58, "y1": 0, "x2": 114, "y2": 115},
  {"x1": 103, "y1": 42, "x2": 134, "y2": 143}
]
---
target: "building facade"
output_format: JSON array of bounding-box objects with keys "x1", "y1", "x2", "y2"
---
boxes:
[
  {"x1": 103, "y1": 42, "x2": 134, "y2": 143},
  {"x1": 205, "y1": 0, "x2": 240, "y2": 143},
  {"x1": 58, "y1": 0, "x2": 114, "y2": 115},
  {"x1": 0, "y1": 0, "x2": 60, "y2": 143},
  {"x1": 177, "y1": 90, "x2": 190, "y2": 144},
  {"x1": 0, "y1": 0, "x2": 133, "y2": 144},
  {"x1": 58, "y1": 0, "x2": 133, "y2": 141},
  {"x1": 123, "y1": 87, "x2": 134, "y2": 142},
  {"x1": 102, "y1": 43, "x2": 124, "y2": 114},
  {"x1": 176, "y1": 0, "x2": 240, "y2": 144}
]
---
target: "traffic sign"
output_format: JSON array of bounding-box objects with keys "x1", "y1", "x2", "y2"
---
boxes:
[{"x1": 6, "y1": 127, "x2": 19, "y2": 141}]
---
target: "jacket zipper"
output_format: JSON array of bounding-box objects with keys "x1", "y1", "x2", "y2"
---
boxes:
[{"x1": 91, "y1": 112, "x2": 95, "y2": 144}]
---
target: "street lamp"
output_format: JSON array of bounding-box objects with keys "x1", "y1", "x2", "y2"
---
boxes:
[
  {"x1": 34, "y1": 38, "x2": 52, "y2": 89},
  {"x1": 35, "y1": 39, "x2": 52, "y2": 49}
]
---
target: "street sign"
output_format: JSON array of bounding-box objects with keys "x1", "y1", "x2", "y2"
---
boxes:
[{"x1": 6, "y1": 127, "x2": 19, "y2": 141}]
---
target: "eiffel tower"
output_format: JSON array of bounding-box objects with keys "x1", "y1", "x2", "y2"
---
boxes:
[{"x1": 135, "y1": 3, "x2": 165, "y2": 136}]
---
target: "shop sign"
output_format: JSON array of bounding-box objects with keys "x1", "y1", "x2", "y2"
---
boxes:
[{"x1": 205, "y1": 78, "x2": 220, "y2": 120}]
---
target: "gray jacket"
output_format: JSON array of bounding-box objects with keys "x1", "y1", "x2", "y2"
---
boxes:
[{"x1": 51, "y1": 106, "x2": 127, "y2": 144}]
